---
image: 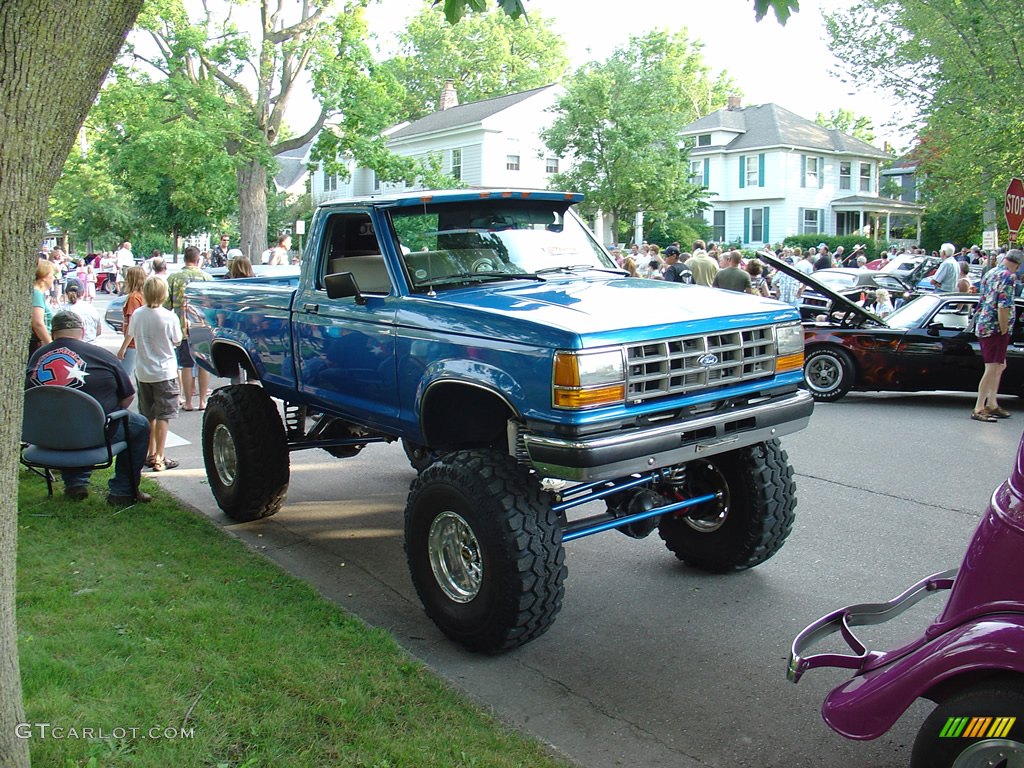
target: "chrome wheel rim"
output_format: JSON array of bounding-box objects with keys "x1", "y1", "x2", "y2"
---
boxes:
[
  {"x1": 428, "y1": 511, "x2": 482, "y2": 603},
  {"x1": 212, "y1": 423, "x2": 238, "y2": 487},
  {"x1": 684, "y1": 460, "x2": 729, "y2": 533},
  {"x1": 951, "y1": 738, "x2": 1024, "y2": 767},
  {"x1": 805, "y1": 354, "x2": 842, "y2": 394}
]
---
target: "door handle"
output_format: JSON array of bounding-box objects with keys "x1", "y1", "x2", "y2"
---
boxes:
[{"x1": 303, "y1": 303, "x2": 319, "y2": 313}]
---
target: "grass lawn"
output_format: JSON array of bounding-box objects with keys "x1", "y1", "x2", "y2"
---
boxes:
[{"x1": 16, "y1": 469, "x2": 573, "y2": 768}]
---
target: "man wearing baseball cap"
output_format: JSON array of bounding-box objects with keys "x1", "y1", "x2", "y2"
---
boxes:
[
  {"x1": 25, "y1": 310, "x2": 151, "y2": 504},
  {"x1": 971, "y1": 249, "x2": 1022, "y2": 422}
]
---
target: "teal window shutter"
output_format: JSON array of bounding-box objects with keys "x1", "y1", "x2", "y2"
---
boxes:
[
  {"x1": 743, "y1": 207, "x2": 750, "y2": 243},
  {"x1": 819, "y1": 156, "x2": 825, "y2": 189},
  {"x1": 819, "y1": 208, "x2": 826, "y2": 234},
  {"x1": 703, "y1": 158, "x2": 710, "y2": 188},
  {"x1": 800, "y1": 155, "x2": 806, "y2": 188},
  {"x1": 739, "y1": 155, "x2": 746, "y2": 188},
  {"x1": 758, "y1": 153, "x2": 765, "y2": 187},
  {"x1": 798, "y1": 207, "x2": 805, "y2": 234},
  {"x1": 763, "y1": 207, "x2": 770, "y2": 243}
]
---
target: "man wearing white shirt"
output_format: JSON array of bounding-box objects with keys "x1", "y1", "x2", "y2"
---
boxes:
[{"x1": 114, "y1": 241, "x2": 134, "y2": 293}]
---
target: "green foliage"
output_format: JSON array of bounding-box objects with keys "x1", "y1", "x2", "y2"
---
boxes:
[
  {"x1": 382, "y1": 6, "x2": 568, "y2": 121},
  {"x1": 825, "y1": 0, "x2": 1024, "y2": 216},
  {"x1": 920, "y1": 203, "x2": 983, "y2": 254},
  {"x1": 543, "y1": 29, "x2": 733, "y2": 242},
  {"x1": 814, "y1": 108, "x2": 876, "y2": 144},
  {"x1": 753, "y1": 0, "x2": 800, "y2": 24},
  {"x1": 644, "y1": 215, "x2": 712, "y2": 251}
]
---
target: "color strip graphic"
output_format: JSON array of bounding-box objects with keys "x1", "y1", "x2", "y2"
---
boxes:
[{"x1": 940, "y1": 716, "x2": 1015, "y2": 739}]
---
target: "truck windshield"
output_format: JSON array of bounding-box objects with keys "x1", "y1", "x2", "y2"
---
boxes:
[{"x1": 389, "y1": 199, "x2": 617, "y2": 289}]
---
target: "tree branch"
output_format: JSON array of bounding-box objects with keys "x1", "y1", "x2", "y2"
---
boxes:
[{"x1": 273, "y1": 107, "x2": 329, "y2": 156}]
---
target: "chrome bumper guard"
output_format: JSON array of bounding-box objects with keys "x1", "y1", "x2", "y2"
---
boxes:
[
  {"x1": 787, "y1": 568, "x2": 958, "y2": 684},
  {"x1": 521, "y1": 389, "x2": 813, "y2": 482}
]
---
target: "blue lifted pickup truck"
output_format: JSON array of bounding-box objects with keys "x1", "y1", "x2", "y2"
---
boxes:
[{"x1": 187, "y1": 189, "x2": 813, "y2": 652}]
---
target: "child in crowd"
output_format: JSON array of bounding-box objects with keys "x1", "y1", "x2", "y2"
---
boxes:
[
  {"x1": 118, "y1": 276, "x2": 182, "y2": 472},
  {"x1": 116, "y1": 266, "x2": 148, "y2": 380}
]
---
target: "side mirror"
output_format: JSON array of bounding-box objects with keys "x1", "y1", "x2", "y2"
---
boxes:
[{"x1": 325, "y1": 271, "x2": 366, "y2": 305}]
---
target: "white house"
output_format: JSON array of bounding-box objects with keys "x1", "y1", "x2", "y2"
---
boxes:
[
  {"x1": 311, "y1": 82, "x2": 565, "y2": 205},
  {"x1": 680, "y1": 100, "x2": 923, "y2": 247}
]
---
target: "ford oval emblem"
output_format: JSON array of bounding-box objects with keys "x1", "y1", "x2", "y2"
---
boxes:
[{"x1": 698, "y1": 353, "x2": 719, "y2": 368}]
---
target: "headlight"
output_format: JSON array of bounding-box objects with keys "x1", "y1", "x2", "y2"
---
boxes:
[
  {"x1": 553, "y1": 349, "x2": 625, "y2": 409},
  {"x1": 775, "y1": 321, "x2": 805, "y2": 373}
]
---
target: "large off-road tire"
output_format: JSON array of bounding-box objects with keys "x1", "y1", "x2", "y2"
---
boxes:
[
  {"x1": 911, "y1": 679, "x2": 1024, "y2": 768},
  {"x1": 202, "y1": 385, "x2": 289, "y2": 522},
  {"x1": 658, "y1": 440, "x2": 796, "y2": 572},
  {"x1": 803, "y1": 346, "x2": 855, "y2": 402},
  {"x1": 405, "y1": 449, "x2": 566, "y2": 653}
]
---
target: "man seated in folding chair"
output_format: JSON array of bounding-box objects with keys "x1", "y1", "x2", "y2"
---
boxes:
[{"x1": 25, "y1": 310, "x2": 152, "y2": 505}]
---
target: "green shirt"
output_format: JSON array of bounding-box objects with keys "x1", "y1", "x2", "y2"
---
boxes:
[
  {"x1": 32, "y1": 287, "x2": 53, "y2": 332},
  {"x1": 165, "y1": 265, "x2": 211, "y2": 335}
]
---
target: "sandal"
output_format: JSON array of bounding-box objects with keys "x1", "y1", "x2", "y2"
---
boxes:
[
  {"x1": 971, "y1": 410, "x2": 998, "y2": 423},
  {"x1": 150, "y1": 457, "x2": 179, "y2": 472},
  {"x1": 145, "y1": 454, "x2": 156, "y2": 468},
  {"x1": 988, "y1": 406, "x2": 1011, "y2": 419}
]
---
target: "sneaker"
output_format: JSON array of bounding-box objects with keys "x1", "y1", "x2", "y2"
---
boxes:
[
  {"x1": 107, "y1": 490, "x2": 153, "y2": 506},
  {"x1": 64, "y1": 486, "x2": 89, "y2": 501}
]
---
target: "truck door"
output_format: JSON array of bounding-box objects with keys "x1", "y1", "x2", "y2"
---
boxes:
[{"x1": 293, "y1": 210, "x2": 401, "y2": 429}]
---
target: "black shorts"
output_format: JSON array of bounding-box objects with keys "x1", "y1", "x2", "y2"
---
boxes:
[{"x1": 176, "y1": 338, "x2": 196, "y2": 368}]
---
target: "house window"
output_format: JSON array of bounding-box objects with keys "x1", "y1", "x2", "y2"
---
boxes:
[
  {"x1": 745, "y1": 156, "x2": 759, "y2": 187},
  {"x1": 690, "y1": 159, "x2": 704, "y2": 186},
  {"x1": 860, "y1": 162, "x2": 872, "y2": 192},
  {"x1": 506, "y1": 154, "x2": 520, "y2": 171},
  {"x1": 805, "y1": 156, "x2": 819, "y2": 187},
  {"x1": 371, "y1": 170, "x2": 380, "y2": 192},
  {"x1": 450, "y1": 148, "x2": 462, "y2": 181},
  {"x1": 840, "y1": 162, "x2": 851, "y2": 191},
  {"x1": 802, "y1": 208, "x2": 820, "y2": 234},
  {"x1": 545, "y1": 157, "x2": 559, "y2": 174},
  {"x1": 713, "y1": 210, "x2": 726, "y2": 242},
  {"x1": 750, "y1": 208, "x2": 765, "y2": 242},
  {"x1": 324, "y1": 173, "x2": 338, "y2": 193},
  {"x1": 697, "y1": 133, "x2": 711, "y2": 147}
]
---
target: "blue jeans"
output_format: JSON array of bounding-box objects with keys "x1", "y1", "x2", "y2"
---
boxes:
[{"x1": 62, "y1": 411, "x2": 151, "y2": 497}]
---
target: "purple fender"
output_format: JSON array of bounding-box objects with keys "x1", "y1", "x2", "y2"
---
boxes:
[{"x1": 821, "y1": 615, "x2": 1024, "y2": 740}]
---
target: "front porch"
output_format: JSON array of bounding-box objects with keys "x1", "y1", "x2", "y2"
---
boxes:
[{"x1": 832, "y1": 195, "x2": 925, "y2": 245}]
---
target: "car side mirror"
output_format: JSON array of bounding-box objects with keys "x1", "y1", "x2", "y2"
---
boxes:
[
  {"x1": 926, "y1": 322, "x2": 943, "y2": 336},
  {"x1": 325, "y1": 271, "x2": 366, "y2": 305}
]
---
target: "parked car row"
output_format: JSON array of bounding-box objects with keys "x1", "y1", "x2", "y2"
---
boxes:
[{"x1": 762, "y1": 251, "x2": 1024, "y2": 403}]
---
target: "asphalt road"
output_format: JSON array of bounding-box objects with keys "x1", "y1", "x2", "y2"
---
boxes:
[{"x1": 93, "y1": 294, "x2": 1021, "y2": 768}]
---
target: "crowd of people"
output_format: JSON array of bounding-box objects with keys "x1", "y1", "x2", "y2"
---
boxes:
[{"x1": 24, "y1": 235, "x2": 266, "y2": 505}]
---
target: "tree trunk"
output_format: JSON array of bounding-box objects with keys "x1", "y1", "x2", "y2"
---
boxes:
[
  {"x1": 237, "y1": 160, "x2": 268, "y2": 263},
  {"x1": 0, "y1": 3, "x2": 143, "y2": 766}
]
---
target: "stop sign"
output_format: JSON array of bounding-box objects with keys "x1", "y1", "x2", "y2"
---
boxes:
[{"x1": 1006, "y1": 177, "x2": 1024, "y2": 241}]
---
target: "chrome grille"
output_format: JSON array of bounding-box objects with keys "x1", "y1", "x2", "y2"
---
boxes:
[{"x1": 625, "y1": 326, "x2": 776, "y2": 402}]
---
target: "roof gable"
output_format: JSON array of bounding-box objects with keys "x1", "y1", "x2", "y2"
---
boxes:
[
  {"x1": 387, "y1": 84, "x2": 557, "y2": 141},
  {"x1": 683, "y1": 103, "x2": 889, "y2": 159}
]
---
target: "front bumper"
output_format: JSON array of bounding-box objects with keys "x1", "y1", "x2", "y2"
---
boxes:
[
  {"x1": 521, "y1": 389, "x2": 814, "y2": 482},
  {"x1": 787, "y1": 568, "x2": 958, "y2": 684}
]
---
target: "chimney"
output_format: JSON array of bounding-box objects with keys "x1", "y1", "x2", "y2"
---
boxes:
[
  {"x1": 727, "y1": 96, "x2": 742, "y2": 111},
  {"x1": 439, "y1": 79, "x2": 459, "y2": 111}
]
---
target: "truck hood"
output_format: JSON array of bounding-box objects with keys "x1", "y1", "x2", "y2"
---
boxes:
[{"x1": 404, "y1": 274, "x2": 798, "y2": 347}]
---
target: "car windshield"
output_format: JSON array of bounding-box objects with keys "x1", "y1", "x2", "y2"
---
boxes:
[
  {"x1": 814, "y1": 271, "x2": 858, "y2": 288},
  {"x1": 388, "y1": 199, "x2": 615, "y2": 289},
  {"x1": 884, "y1": 294, "x2": 946, "y2": 329}
]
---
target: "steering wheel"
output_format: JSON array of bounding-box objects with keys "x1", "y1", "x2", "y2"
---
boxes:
[{"x1": 470, "y1": 257, "x2": 498, "y2": 273}]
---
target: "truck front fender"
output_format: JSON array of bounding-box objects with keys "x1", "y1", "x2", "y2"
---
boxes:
[
  {"x1": 415, "y1": 360, "x2": 524, "y2": 450},
  {"x1": 823, "y1": 615, "x2": 1024, "y2": 740}
]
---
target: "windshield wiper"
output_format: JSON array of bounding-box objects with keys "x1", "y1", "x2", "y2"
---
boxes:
[
  {"x1": 534, "y1": 264, "x2": 626, "y2": 276},
  {"x1": 414, "y1": 272, "x2": 543, "y2": 289}
]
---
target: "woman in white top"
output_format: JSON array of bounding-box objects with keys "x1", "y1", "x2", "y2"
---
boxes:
[
  {"x1": 874, "y1": 288, "x2": 895, "y2": 318},
  {"x1": 62, "y1": 278, "x2": 103, "y2": 342}
]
